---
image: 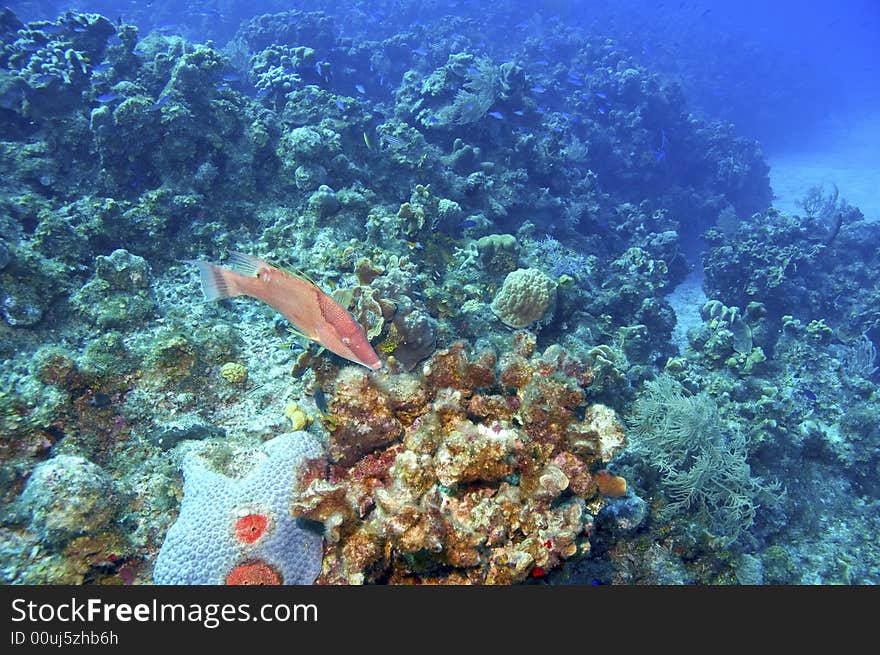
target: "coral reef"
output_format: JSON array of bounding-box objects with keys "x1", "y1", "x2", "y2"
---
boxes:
[
  {"x1": 0, "y1": 2, "x2": 876, "y2": 587},
  {"x1": 292, "y1": 340, "x2": 627, "y2": 584}
]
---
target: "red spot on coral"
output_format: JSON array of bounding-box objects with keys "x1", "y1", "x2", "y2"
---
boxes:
[
  {"x1": 235, "y1": 513, "x2": 269, "y2": 544},
  {"x1": 544, "y1": 540, "x2": 553, "y2": 550},
  {"x1": 226, "y1": 560, "x2": 282, "y2": 585},
  {"x1": 531, "y1": 567, "x2": 546, "y2": 578}
]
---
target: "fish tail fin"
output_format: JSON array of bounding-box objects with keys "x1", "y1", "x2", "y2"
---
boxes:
[{"x1": 185, "y1": 259, "x2": 247, "y2": 302}]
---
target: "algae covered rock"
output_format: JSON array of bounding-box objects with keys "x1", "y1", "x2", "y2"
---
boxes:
[
  {"x1": 71, "y1": 248, "x2": 156, "y2": 328},
  {"x1": 20, "y1": 455, "x2": 119, "y2": 546},
  {"x1": 1, "y1": 277, "x2": 45, "y2": 326}
]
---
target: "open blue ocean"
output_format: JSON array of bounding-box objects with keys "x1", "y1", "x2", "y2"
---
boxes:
[{"x1": 0, "y1": 0, "x2": 877, "y2": 585}]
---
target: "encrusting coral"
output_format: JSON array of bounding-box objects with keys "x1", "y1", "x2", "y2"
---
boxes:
[
  {"x1": 292, "y1": 336, "x2": 627, "y2": 584},
  {"x1": 153, "y1": 432, "x2": 324, "y2": 585}
]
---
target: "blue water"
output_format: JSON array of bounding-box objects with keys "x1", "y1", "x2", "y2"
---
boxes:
[{"x1": 1, "y1": 1, "x2": 877, "y2": 585}]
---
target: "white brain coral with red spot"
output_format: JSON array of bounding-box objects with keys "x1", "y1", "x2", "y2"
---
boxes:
[{"x1": 153, "y1": 432, "x2": 324, "y2": 585}]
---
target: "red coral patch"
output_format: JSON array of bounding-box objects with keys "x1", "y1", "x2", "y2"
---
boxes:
[
  {"x1": 234, "y1": 513, "x2": 269, "y2": 544},
  {"x1": 226, "y1": 560, "x2": 282, "y2": 585}
]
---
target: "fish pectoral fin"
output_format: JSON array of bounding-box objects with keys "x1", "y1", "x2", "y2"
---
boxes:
[{"x1": 287, "y1": 326, "x2": 319, "y2": 342}]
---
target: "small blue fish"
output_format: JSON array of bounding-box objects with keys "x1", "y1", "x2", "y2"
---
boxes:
[
  {"x1": 597, "y1": 107, "x2": 606, "y2": 114},
  {"x1": 335, "y1": 98, "x2": 345, "y2": 110},
  {"x1": 653, "y1": 128, "x2": 668, "y2": 162},
  {"x1": 32, "y1": 74, "x2": 54, "y2": 86},
  {"x1": 91, "y1": 62, "x2": 111, "y2": 74},
  {"x1": 355, "y1": 83, "x2": 365, "y2": 94},
  {"x1": 96, "y1": 92, "x2": 120, "y2": 103},
  {"x1": 595, "y1": 91, "x2": 607, "y2": 99},
  {"x1": 153, "y1": 92, "x2": 172, "y2": 108},
  {"x1": 488, "y1": 111, "x2": 504, "y2": 120},
  {"x1": 222, "y1": 72, "x2": 241, "y2": 82},
  {"x1": 412, "y1": 47, "x2": 427, "y2": 56},
  {"x1": 513, "y1": 109, "x2": 525, "y2": 116},
  {"x1": 461, "y1": 218, "x2": 478, "y2": 228},
  {"x1": 530, "y1": 85, "x2": 546, "y2": 94}
]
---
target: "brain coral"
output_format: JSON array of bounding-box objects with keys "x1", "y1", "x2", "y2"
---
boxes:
[
  {"x1": 153, "y1": 432, "x2": 324, "y2": 585},
  {"x1": 490, "y1": 268, "x2": 557, "y2": 328}
]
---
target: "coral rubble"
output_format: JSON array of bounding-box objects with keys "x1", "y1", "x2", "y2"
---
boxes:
[{"x1": 293, "y1": 340, "x2": 627, "y2": 584}]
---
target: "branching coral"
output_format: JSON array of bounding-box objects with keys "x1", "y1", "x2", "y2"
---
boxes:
[
  {"x1": 628, "y1": 375, "x2": 779, "y2": 545},
  {"x1": 432, "y1": 55, "x2": 499, "y2": 126}
]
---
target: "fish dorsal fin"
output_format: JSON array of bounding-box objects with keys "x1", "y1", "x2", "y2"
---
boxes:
[
  {"x1": 228, "y1": 252, "x2": 320, "y2": 287},
  {"x1": 278, "y1": 264, "x2": 320, "y2": 288},
  {"x1": 227, "y1": 251, "x2": 269, "y2": 278}
]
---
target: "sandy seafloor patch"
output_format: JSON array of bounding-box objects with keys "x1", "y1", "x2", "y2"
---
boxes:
[
  {"x1": 767, "y1": 112, "x2": 880, "y2": 221},
  {"x1": 665, "y1": 264, "x2": 707, "y2": 354}
]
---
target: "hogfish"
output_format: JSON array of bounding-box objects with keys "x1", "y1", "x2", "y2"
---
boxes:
[{"x1": 187, "y1": 252, "x2": 382, "y2": 370}]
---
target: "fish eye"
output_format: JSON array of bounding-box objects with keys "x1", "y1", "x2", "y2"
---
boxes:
[{"x1": 342, "y1": 337, "x2": 351, "y2": 345}]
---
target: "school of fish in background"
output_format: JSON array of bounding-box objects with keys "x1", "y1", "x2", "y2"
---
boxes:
[{"x1": 0, "y1": 0, "x2": 877, "y2": 585}]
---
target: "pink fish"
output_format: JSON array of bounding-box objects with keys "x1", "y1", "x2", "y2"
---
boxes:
[{"x1": 187, "y1": 252, "x2": 382, "y2": 370}]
